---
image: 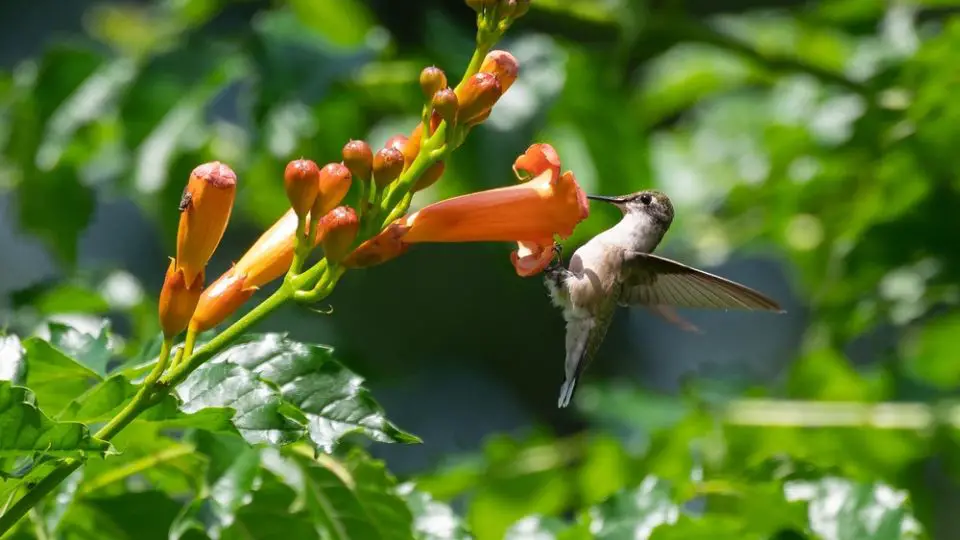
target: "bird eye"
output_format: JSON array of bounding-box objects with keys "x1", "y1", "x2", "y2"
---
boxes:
[{"x1": 639, "y1": 194, "x2": 652, "y2": 205}]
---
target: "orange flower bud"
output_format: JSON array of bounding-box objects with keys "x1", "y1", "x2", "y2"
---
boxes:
[
  {"x1": 386, "y1": 134, "x2": 409, "y2": 157},
  {"x1": 480, "y1": 50, "x2": 519, "y2": 94},
  {"x1": 189, "y1": 270, "x2": 256, "y2": 332},
  {"x1": 283, "y1": 159, "x2": 320, "y2": 221},
  {"x1": 314, "y1": 163, "x2": 353, "y2": 217},
  {"x1": 319, "y1": 206, "x2": 360, "y2": 263},
  {"x1": 232, "y1": 209, "x2": 311, "y2": 289},
  {"x1": 405, "y1": 113, "x2": 443, "y2": 168},
  {"x1": 373, "y1": 147, "x2": 404, "y2": 190},
  {"x1": 432, "y1": 88, "x2": 458, "y2": 125},
  {"x1": 158, "y1": 258, "x2": 203, "y2": 338},
  {"x1": 419, "y1": 66, "x2": 447, "y2": 100},
  {"x1": 175, "y1": 162, "x2": 237, "y2": 285},
  {"x1": 498, "y1": 0, "x2": 518, "y2": 18},
  {"x1": 456, "y1": 72, "x2": 502, "y2": 126},
  {"x1": 413, "y1": 161, "x2": 446, "y2": 192},
  {"x1": 342, "y1": 223, "x2": 409, "y2": 269},
  {"x1": 342, "y1": 140, "x2": 373, "y2": 181}
]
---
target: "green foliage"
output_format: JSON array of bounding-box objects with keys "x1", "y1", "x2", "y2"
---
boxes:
[{"x1": 3, "y1": 0, "x2": 960, "y2": 538}]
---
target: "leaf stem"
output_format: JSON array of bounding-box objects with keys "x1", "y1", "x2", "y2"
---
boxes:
[{"x1": 95, "y1": 338, "x2": 172, "y2": 441}]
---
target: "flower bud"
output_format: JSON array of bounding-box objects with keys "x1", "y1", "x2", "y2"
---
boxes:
[
  {"x1": 342, "y1": 140, "x2": 373, "y2": 181},
  {"x1": 232, "y1": 209, "x2": 317, "y2": 290},
  {"x1": 386, "y1": 134, "x2": 409, "y2": 157},
  {"x1": 480, "y1": 50, "x2": 519, "y2": 94},
  {"x1": 176, "y1": 161, "x2": 237, "y2": 285},
  {"x1": 432, "y1": 88, "x2": 458, "y2": 125},
  {"x1": 419, "y1": 66, "x2": 447, "y2": 101},
  {"x1": 283, "y1": 159, "x2": 320, "y2": 221},
  {"x1": 498, "y1": 0, "x2": 518, "y2": 18},
  {"x1": 158, "y1": 258, "x2": 203, "y2": 338},
  {"x1": 405, "y1": 113, "x2": 443, "y2": 168},
  {"x1": 314, "y1": 163, "x2": 353, "y2": 217},
  {"x1": 413, "y1": 162, "x2": 446, "y2": 192},
  {"x1": 189, "y1": 270, "x2": 256, "y2": 332},
  {"x1": 319, "y1": 206, "x2": 360, "y2": 263},
  {"x1": 373, "y1": 147, "x2": 405, "y2": 190},
  {"x1": 342, "y1": 223, "x2": 409, "y2": 269},
  {"x1": 456, "y1": 72, "x2": 502, "y2": 126}
]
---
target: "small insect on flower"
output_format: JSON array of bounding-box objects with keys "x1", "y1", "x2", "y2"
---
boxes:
[{"x1": 175, "y1": 161, "x2": 237, "y2": 286}]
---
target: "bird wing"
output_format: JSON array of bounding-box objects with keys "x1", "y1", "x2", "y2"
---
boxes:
[{"x1": 618, "y1": 252, "x2": 784, "y2": 312}]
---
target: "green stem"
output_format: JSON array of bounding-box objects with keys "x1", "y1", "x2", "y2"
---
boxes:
[
  {"x1": 180, "y1": 328, "x2": 198, "y2": 362},
  {"x1": 95, "y1": 339, "x2": 172, "y2": 441},
  {"x1": 0, "y1": 463, "x2": 81, "y2": 535}
]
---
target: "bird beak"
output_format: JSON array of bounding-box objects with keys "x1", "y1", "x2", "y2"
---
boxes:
[{"x1": 586, "y1": 194, "x2": 623, "y2": 204}]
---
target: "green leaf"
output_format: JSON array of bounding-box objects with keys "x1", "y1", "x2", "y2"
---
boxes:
[
  {"x1": 10, "y1": 281, "x2": 110, "y2": 315},
  {"x1": 0, "y1": 382, "x2": 109, "y2": 470},
  {"x1": 178, "y1": 360, "x2": 305, "y2": 446},
  {"x1": 784, "y1": 478, "x2": 924, "y2": 539},
  {"x1": 17, "y1": 168, "x2": 95, "y2": 266},
  {"x1": 398, "y1": 484, "x2": 472, "y2": 540},
  {"x1": 288, "y1": 0, "x2": 373, "y2": 48},
  {"x1": 169, "y1": 433, "x2": 262, "y2": 540},
  {"x1": 506, "y1": 515, "x2": 589, "y2": 540},
  {"x1": 47, "y1": 321, "x2": 112, "y2": 377},
  {"x1": 901, "y1": 312, "x2": 960, "y2": 388},
  {"x1": 21, "y1": 337, "x2": 102, "y2": 416},
  {"x1": 59, "y1": 490, "x2": 186, "y2": 540},
  {"x1": 585, "y1": 477, "x2": 679, "y2": 540},
  {"x1": 0, "y1": 334, "x2": 26, "y2": 384},
  {"x1": 222, "y1": 470, "x2": 318, "y2": 540},
  {"x1": 292, "y1": 450, "x2": 415, "y2": 540},
  {"x1": 178, "y1": 333, "x2": 418, "y2": 451},
  {"x1": 80, "y1": 423, "x2": 207, "y2": 497}
]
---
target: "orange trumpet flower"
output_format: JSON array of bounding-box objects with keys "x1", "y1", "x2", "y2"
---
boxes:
[{"x1": 344, "y1": 143, "x2": 588, "y2": 276}]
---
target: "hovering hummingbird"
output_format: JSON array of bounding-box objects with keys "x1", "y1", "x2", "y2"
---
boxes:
[{"x1": 544, "y1": 190, "x2": 784, "y2": 408}]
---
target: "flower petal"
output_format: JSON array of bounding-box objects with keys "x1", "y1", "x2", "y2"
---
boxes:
[
  {"x1": 512, "y1": 143, "x2": 560, "y2": 182},
  {"x1": 399, "y1": 167, "x2": 588, "y2": 244},
  {"x1": 510, "y1": 240, "x2": 555, "y2": 277}
]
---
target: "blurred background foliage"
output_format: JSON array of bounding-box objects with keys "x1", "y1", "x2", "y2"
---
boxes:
[{"x1": 4, "y1": 0, "x2": 960, "y2": 538}]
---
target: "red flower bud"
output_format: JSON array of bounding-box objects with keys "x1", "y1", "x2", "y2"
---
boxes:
[
  {"x1": 480, "y1": 50, "x2": 519, "y2": 94},
  {"x1": 283, "y1": 159, "x2": 320, "y2": 221},
  {"x1": 158, "y1": 259, "x2": 203, "y2": 338},
  {"x1": 432, "y1": 88, "x2": 458, "y2": 125},
  {"x1": 413, "y1": 161, "x2": 446, "y2": 192},
  {"x1": 319, "y1": 206, "x2": 360, "y2": 263},
  {"x1": 456, "y1": 72, "x2": 502, "y2": 126},
  {"x1": 419, "y1": 66, "x2": 447, "y2": 101},
  {"x1": 314, "y1": 163, "x2": 353, "y2": 218},
  {"x1": 342, "y1": 140, "x2": 373, "y2": 181},
  {"x1": 373, "y1": 147, "x2": 405, "y2": 190},
  {"x1": 175, "y1": 161, "x2": 236, "y2": 285},
  {"x1": 189, "y1": 270, "x2": 256, "y2": 332}
]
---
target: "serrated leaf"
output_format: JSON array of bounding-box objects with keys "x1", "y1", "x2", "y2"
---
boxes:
[
  {"x1": 178, "y1": 360, "x2": 304, "y2": 446},
  {"x1": 192, "y1": 333, "x2": 418, "y2": 452},
  {"x1": 0, "y1": 334, "x2": 26, "y2": 384},
  {"x1": 21, "y1": 337, "x2": 101, "y2": 416},
  {"x1": 398, "y1": 484, "x2": 472, "y2": 540},
  {"x1": 47, "y1": 321, "x2": 112, "y2": 377},
  {"x1": 586, "y1": 477, "x2": 679, "y2": 540},
  {"x1": 0, "y1": 382, "x2": 109, "y2": 479},
  {"x1": 784, "y1": 478, "x2": 924, "y2": 540}
]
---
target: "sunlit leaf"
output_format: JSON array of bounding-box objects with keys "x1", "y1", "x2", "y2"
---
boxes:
[
  {"x1": 0, "y1": 382, "x2": 109, "y2": 472},
  {"x1": 585, "y1": 477, "x2": 679, "y2": 540},
  {"x1": 398, "y1": 484, "x2": 472, "y2": 540},
  {"x1": 0, "y1": 334, "x2": 26, "y2": 384},
  {"x1": 178, "y1": 333, "x2": 418, "y2": 451},
  {"x1": 47, "y1": 321, "x2": 112, "y2": 377},
  {"x1": 20, "y1": 337, "x2": 102, "y2": 416},
  {"x1": 784, "y1": 477, "x2": 924, "y2": 539}
]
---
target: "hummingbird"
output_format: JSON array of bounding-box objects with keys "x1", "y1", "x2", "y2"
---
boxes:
[{"x1": 543, "y1": 189, "x2": 784, "y2": 408}]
